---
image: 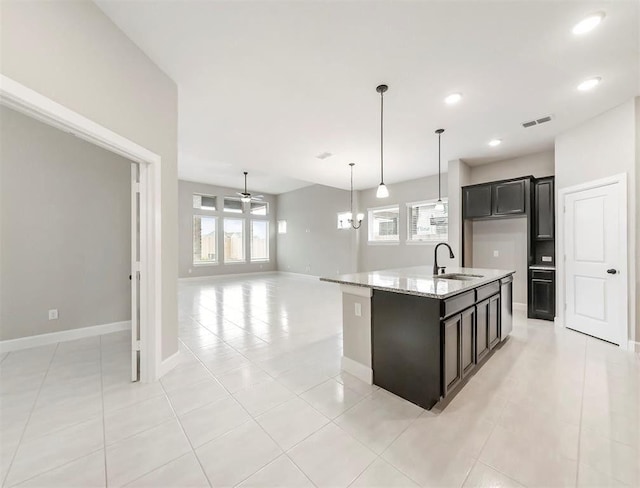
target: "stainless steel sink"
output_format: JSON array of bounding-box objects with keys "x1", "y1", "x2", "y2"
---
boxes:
[{"x1": 437, "y1": 273, "x2": 484, "y2": 281}]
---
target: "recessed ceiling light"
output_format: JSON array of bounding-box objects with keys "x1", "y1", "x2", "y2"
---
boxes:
[
  {"x1": 577, "y1": 77, "x2": 601, "y2": 92},
  {"x1": 444, "y1": 93, "x2": 463, "y2": 105},
  {"x1": 572, "y1": 12, "x2": 605, "y2": 35},
  {"x1": 488, "y1": 139, "x2": 502, "y2": 147}
]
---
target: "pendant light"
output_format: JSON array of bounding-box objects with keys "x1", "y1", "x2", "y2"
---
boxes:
[
  {"x1": 347, "y1": 163, "x2": 364, "y2": 229},
  {"x1": 376, "y1": 84, "x2": 389, "y2": 198},
  {"x1": 240, "y1": 171, "x2": 251, "y2": 203},
  {"x1": 434, "y1": 129, "x2": 445, "y2": 212}
]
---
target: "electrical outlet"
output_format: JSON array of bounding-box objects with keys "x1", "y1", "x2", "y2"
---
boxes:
[
  {"x1": 493, "y1": 250, "x2": 499, "y2": 257},
  {"x1": 48, "y1": 309, "x2": 58, "y2": 320},
  {"x1": 542, "y1": 256, "x2": 552, "y2": 262},
  {"x1": 355, "y1": 303, "x2": 362, "y2": 317}
]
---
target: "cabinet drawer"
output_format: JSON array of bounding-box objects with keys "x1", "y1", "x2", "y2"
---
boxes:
[
  {"x1": 441, "y1": 291, "x2": 475, "y2": 319},
  {"x1": 531, "y1": 270, "x2": 554, "y2": 281},
  {"x1": 476, "y1": 281, "x2": 500, "y2": 302}
]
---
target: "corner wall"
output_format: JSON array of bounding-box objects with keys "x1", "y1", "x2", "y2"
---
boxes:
[
  {"x1": 1, "y1": 107, "x2": 131, "y2": 341},
  {"x1": 1, "y1": 1, "x2": 179, "y2": 359},
  {"x1": 178, "y1": 180, "x2": 277, "y2": 278},
  {"x1": 276, "y1": 184, "x2": 356, "y2": 277},
  {"x1": 555, "y1": 98, "x2": 637, "y2": 344}
]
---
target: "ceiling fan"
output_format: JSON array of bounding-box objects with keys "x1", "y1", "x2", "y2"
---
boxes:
[{"x1": 237, "y1": 171, "x2": 264, "y2": 203}]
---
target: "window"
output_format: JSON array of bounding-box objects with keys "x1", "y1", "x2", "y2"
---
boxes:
[
  {"x1": 368, "y1": 206, "x2": 400, "y2": 242},
  {"x1": 224, "y1": 219, "x2": 245, "y2": 262},
  {"x1": 250, "y1": 201, "x2": 268, "y2": 215},
  {"x1": 251, "y1": 220, "x2": 269, "y2": 261},
  {"x1": 278, "y1": 220, "x2": 287, "y2": 234},
  {"x1": 193, "y1": 216, "x2": 217, "y2": 265},
  {"x1": 337, "y1": 212, "x2": 351, "y2": 230},
  {"x1": 193, "y1": 194, "x2": 216, "y2": 211},
  {"x1": 224, "y1": 197, "x2": 244, "y2": 214},
  {"x1": 407, "y1": 200, "x2": 448, "y2": 243}
]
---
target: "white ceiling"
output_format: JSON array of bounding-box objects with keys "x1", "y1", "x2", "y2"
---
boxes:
[{"x1": 96, "y1": 1, "x2": 639, "y2": 193}]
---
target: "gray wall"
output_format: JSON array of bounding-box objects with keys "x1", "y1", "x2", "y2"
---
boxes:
[
  {"x1": 471, "y1": 218, "x2": 528, "y2": 305},
  {"x1": 178, "y1": 180, "x2": 277, "y2": 278},
  {"x1": 358, "y1": 174, "x2": 447, "y2": 272},
  {"x1": 1, "y1": 1, "x2": 179, "y2": 358},
  {"x1": 555, "y1": 98, "x2": 637, "y2": 342},
  {"x1": 1, "y1": 107, "x2": 131, "y2": 340},
  {"x1": 276, "y1": 184, "x2": 357, "y2": 277},
  {"x1": 469, "y1": 150, "x2": 554, "y2": 185}
]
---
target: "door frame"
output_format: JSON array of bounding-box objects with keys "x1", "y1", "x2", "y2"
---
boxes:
[
  {"x1": 0, "y1": 74, "x2": 163, "y2": 381},
  {"x1": 557, "y1": 173, "x2": 630, "y2": 349}
]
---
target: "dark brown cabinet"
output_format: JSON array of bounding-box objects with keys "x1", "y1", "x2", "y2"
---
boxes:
[
  {"x1": 460, "y1": 307, "x2": 476, "y2": 377},
  {"x1": 463, "y1": 185, "x2": 492, "y2": 219},
  {"x1": 487, "y1": 294, "x2": 500, "y2": 349},
  {"x1": 442, "y1": 315, "x2": 462, "y2": 395},
  {"x1": 534, "y1": 178, "x2": 554, "y2": 239},
  {"x1": 493, "y1": 180, "x2": 526, "y2": 215},
  {"x1": 476, "y1": 298, "x2": 490, "y2": 362},
  {"x1": 462, "y1": 177, "x2": 530, "y2": 221},
  {"x1": 529, "y1": 270, "x2": 555, "y2": 320}
]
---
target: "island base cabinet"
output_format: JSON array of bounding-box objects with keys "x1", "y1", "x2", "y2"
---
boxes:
[
  {"x1": 476, "y1": 294, "x2": 500, "y2": 363},
  {"x1": 443, "y1": 307, "x2": 477, "y2": 397}
]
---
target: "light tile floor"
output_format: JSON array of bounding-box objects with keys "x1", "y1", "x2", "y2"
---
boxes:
[{"x1": 1, "y1": 273, "x2": 638, "y2": 487}]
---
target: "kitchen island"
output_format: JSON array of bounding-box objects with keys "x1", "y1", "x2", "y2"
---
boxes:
[{"x1": 321, "y1": 266, "x2": 515, "y2": 410}]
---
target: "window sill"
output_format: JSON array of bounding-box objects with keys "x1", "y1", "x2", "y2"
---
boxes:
[
  {"x1": 251, "y1": 259, "x2": 270, "y2": 263},
  {"x1": 193, "y1": 262, "x2": 218, "y2": 267},
  {"x1": 406, "y1": 240, "x2": 446, "y2": 245},
  {"x1": 367, "y1": 241, "x2": 400, "y2": 246},
  {"x1": 223, "y1": 261, "x2": 247, "y2": 265}
]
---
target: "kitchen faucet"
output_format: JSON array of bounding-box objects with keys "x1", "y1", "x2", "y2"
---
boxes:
[{"x1": 433, "y1": 242, "x2": 455, "y2": 276}]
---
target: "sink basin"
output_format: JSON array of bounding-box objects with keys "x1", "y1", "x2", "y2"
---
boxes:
[{"x1": 437, "y1": 273, "x2": 484, "y2": 281}]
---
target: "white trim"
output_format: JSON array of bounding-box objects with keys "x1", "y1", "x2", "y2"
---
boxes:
[
  {"x1": 277, "y1": 271, "x2": 321, "y2": 279},
  {"x1": 628, "y1": 341, "x2": 640, "y2": 354},
  {"x1": 340, "y1": 285, "x2": 373, "y2": 298},
  {"x1": 405, "y1": 240, "x2": 440, "y2": 246},
  {"x1": 0, "y1": 321, "x2": 130, "y2": 353},
  {"x1": 0, "y1": 74, "x2": 163, "y2": 382},
  {"x1": 557, "y1": 173, "x2": 629, "y2": 347},
  {"x1": 367, "y1": 241, "x2": 400, "y2": 246},
  {"x1": 513, "y1": 302, "x2": 527, "y2": 312},
  {"x1": 179, "y1": 271, "x2": 280, "y2": 282},
  {"x1": 341, "y1": 356, "x2": 373, "y2": 385},
  {"x1": 159, "y1": 350, "x2": 181, "y2": 377}
]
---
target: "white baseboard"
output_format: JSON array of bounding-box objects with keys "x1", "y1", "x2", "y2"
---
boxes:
[
  {"x1": 628, "y1": 340, "x2": 640, "y2": 353},
  {"x1": 158, "y1": 350, "x2": 181, "y2": 377},
  {"x1": 341, "y1": 356, "x2": 373, "y2": 385},
  {"x1": 0, "y1": 321, "x2": 130, "y2": 353},
  {"x1": 277, "y1": 271, "x2": 320, "y2": 279},
  {"x1": 179, "y1": 271, "x2": 278, "y2": 282},
  {"x1": 513, "y1": 302, "x2": 527, "y2": 312}
]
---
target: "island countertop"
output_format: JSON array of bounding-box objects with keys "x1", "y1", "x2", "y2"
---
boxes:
[{"x1": 320, "y1": 266, "x2": 515, "y2": 299}]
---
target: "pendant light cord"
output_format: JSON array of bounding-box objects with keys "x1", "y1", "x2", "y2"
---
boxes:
[
  {"x1": 438, "y1": 132, "x2": 441, "y2": 201},
  {"x1": 350, "y1": 165, "x2": 355, "y2": 214},
  {"x1": 380, "y1": 90, "x2": 384, "y2": 184}
]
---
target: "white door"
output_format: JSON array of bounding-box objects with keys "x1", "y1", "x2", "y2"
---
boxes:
[
  {"x1": 564, "y1": 181, "x2": 626, "y2": 345},
  {"x1": 131, "y1": 163, "x2": 141, "y2": 381}
]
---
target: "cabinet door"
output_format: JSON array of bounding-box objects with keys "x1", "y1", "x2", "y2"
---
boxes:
[
  {"x1": 488, "y1": 294, "x2": 500, "y2": 350},
  {"x1": 463, "y1": 185, "x2": 492, "y2": 219},
  {"x1": 531, "y1": 277, "x2": 555, "y2": 320},
  {"x1": 460, "y1": 307, "x2": 476, "y2": 377},
  {"x1": 442, "y1": 315, "x2": 462, "y2": 396},
  {"x1": 493, "y1": 180, "x2": 526, "y2": 215},
  {"x1": 476, "y1": 299, "x2": 490, "y2": 362},
  {"x1": 535, "y1": 178, "x2": 554, "y2": 239}
]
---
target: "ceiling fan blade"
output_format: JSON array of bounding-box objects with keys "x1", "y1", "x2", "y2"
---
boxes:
[{"x1": 252, "y1": 195, "x2": 265, "y2": 200}]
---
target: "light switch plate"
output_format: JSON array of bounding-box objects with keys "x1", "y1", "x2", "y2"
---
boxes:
[
  {"x1": 355, "y1": 303, "x2": 362, "y2": 317},
  {"x1": 493, "y1": 250, "x2": 499, "y2": 257},
  {"x1": 542, "y1": 256, "x2": 552, "y2": 262},
  {"x1": 48, "y1": 309, "x2": 58, "y2": 320}
]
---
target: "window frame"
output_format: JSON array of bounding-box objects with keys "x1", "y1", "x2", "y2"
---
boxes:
[
  {"x1": 250, "y1": 201, "x2": 269, "y2": 216},
  {"x1": 193, "y1": 193, "x2": 217, "y2": 212},
  {"x1": 192, "y1": 215, "x2": 218, "y2": 266},
  {"x1": 250, "y1": 220, "x2": 270, "y2": 262},
  {"x1": 223, "y1": 196, "x2": 245, "y2": 214},
  {"x1": 223, "y1": 218, "x2": 246, "y2": 263},
  {"x1": 406, "y1": 198, "x2": 449, "y2": 245},
  {"x1": 367, "y1": 204, "x2": 400, "y2": 245}
]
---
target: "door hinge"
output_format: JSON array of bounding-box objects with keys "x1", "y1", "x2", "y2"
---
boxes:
[
  {"x1": 134, "y1": 182, "x2": 141, "y2": 193},
  {"x1": 134, "y1": 340, "x2": 141, "y2": 351},
  {"x1": 134, "y1": 261, "x2": 141, "y2": 272}
]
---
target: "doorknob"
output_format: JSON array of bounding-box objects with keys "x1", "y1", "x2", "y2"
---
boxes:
[{"x1": 606, "y1": 269, "x2": 617, "y2": 275}]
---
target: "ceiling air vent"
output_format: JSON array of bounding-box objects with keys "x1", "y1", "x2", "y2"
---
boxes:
[{"x1": 522, "y1": 115, "x2": 554, "y2": 128}]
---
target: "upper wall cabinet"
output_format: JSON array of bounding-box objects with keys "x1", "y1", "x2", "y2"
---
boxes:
[
  {"x1": 492, "y1": 180, "x2": 526, "y2": 215},
  {"x1": 463, "y1": 185, "x2": 492, "y2": 219},
  {"x1": 462, "y1": 177, "x2": 530, "y2": 220},
  {"x1": 534, "y1": 177, "x2": 554, "y2": 240}
]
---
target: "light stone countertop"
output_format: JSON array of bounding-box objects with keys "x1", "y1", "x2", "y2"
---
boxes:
[{"x1": 320, "y1": 266, "x2": 515, "y2": 299}]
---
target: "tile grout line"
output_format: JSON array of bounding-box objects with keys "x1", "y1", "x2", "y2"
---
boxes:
[{"x1": 1, "y1": 343, "x2": 59, "y2": 488}]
